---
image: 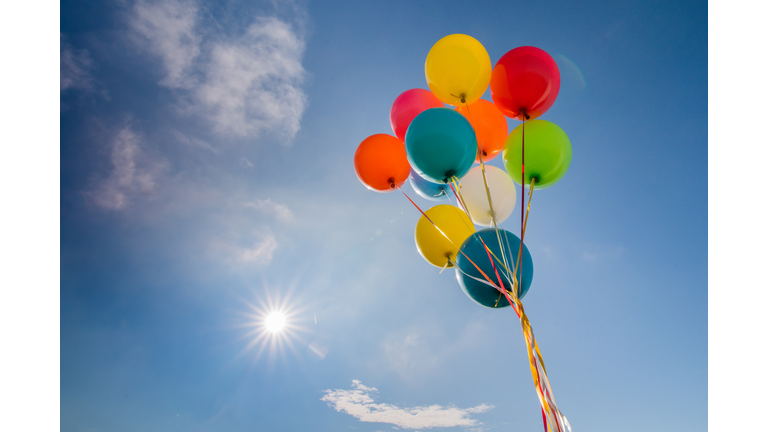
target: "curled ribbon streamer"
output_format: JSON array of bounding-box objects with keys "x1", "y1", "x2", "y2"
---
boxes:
[
  {"x1": 484, "y1": 175, "x2": 570, "y2": 432},
  {"x1": 400, "y1": 183, "x2": 570, "y2": 432}
]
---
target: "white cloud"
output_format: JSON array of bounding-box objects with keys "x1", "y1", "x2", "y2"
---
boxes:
[
  {"x1": 239, "y1": 231, "x2": 278, "y2": 264},
  {"x1": 244, "y1": 198, "x2": 295, "y2": 223},
  {"x1": 321, "y1": 380, "x2": 493, "y2": 430},
  {"x1": 193, "y1": 17, "x2": 307, "y2": 140},
  {"x1": 60, "y1": 34, "x2": 95, "y2": 92},
  {"x1": 239, "y1": 156, "x2": 253, "y2": 168},
  {"x1": 88, "y1": 125, "x2": 167, "y2": 210},
  {"x1": 128, "y1": 1, "x2": 307, "y2": 142},
  {"x1": 129, "y1": 0, "x2": 200, "y2": 89},
  {"x1": 170, "y1": 128, "x2": 217, "y2": 153}
]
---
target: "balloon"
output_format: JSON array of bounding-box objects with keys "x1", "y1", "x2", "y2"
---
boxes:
[
  {"x1": 490, "y1": 46, "x2": 561, "y2": 120},
  {"x1": 457, "y1": 165, "x2": 517, "y2": 226},
  {"x1": 424, "y1": 34, "x2": 492, "y2": 106},
  {"x1": 405, "y1": 108, "x2": 477, "y2": 184},
  {"x1": 414, "y1": 204, "x2": 475, "y2": 268},
  {"x1": 409, "y1": 170, "x2": 450, "y2": 201},
  {"x1": 503, "y1": 120, "x2": 572, "y2": 189},
  {"x1": 455, "y1": 228, "x2": 533, "y2": 308},
  {"x1": 354, "y1": 134, "x2": 411, "y2": 192},
  {"x1": 390, "y1": 89, "x2": 444, "y2": 142},
  {"x1": 455, "y1": 99, "x2": 508, "y2": 162}
]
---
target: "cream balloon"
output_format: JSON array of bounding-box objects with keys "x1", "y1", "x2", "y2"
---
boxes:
[{"x1": 459, "y1": 165, "x2": 517, "y2": 226}]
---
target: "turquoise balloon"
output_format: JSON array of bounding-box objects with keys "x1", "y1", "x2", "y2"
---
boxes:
[
  {"x1": 405, "y1": 108, "x2": 477, "y2": 183},
  {"x1": 455, "y1": 228, "x2": 533, "y2": 309},
  {"x1": 409, "y1": 170, "x2": 450, "y2": 200}
]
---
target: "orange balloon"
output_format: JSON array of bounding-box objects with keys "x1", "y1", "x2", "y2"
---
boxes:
[
  {"x1": 455, "y1": 99, "x2": 508, "y2": 163},
  {"x1": 354, "y1": 134, "x2": 411, "y2": 192}
]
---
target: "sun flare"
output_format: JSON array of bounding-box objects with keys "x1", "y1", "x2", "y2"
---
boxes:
[
  {"x1": 264, "y1": 311, "x2": 287, "y2": 333},
  {"x1": 239, "y1": 289, "x2": 312, "y2": 363}
]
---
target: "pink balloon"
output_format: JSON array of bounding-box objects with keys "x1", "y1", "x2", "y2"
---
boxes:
[{"x1": 389, "y1": 89, "x2": 444, "y2": 142}]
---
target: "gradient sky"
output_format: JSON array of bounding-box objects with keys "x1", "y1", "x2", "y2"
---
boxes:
[{"x1": 58, "y1": 0, "x2": 707, "y2": 431}]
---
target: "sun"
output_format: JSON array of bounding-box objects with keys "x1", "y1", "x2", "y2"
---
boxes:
[
  {"x1": 264, "y1": 311, "x2": 287, "y2": 333},
  {"x1": 237, "y1": 288, "x2": 311, "y2": 363}
]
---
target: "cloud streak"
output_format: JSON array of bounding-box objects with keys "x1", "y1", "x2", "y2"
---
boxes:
[
  {"x1": 321, "y1": 380, "x2": 493, "y2": 430},
  {"x1": 87, "y1": 124, "x2": 167, "y2": 210},
  {"x1": 239, "y1": 231, "x2": 278, "y2": 264},
  {"x1": 60, "y1": 34, "x2": 95, "y2": 93},
  {"x1": 244, "y1": 198, "x2": 295, "y2": 223}
]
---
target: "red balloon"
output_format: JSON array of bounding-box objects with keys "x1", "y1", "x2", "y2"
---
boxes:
[
  {"x1": 389, "y1": 89, "x2": 444, "y2": 142},
  {"x1": 354, "y1": 134, "x2": 411, "y2": 192},
  {"x1": 490, "y1": 46, "x2": 560, "y2": 121}
]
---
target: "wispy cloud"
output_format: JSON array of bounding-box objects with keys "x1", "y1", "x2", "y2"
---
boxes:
[
  {"x1": 321, "y1": 380, "x2": 493, "y2": 430},
  {"x1": 87, "y1": 124, "x2": 167, "y2": 210},
  {"x1": 239, "y1": 156, "x2": 253, "y2": 168},
  {"x1": 128, "y1": 0, "x2": 307, "y2": 142},
  {"x1": 239, "y1": 231, "x2": 278, "y2": 264},
  {"x1": 129, "y1": 0, "x2": 201, "y2": 89},
  {"x1": 170, "y1": 128, "x2": 217, "y2": 153},
  {"x1": 244, "y1": 198, "x2": 295, "y2": 223},
  {"x1": 60, "y1": 34, "x2": 95, "y2": 93}
]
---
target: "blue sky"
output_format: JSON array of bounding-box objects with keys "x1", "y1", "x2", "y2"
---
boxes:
[{"x1": 54, "y1": 0, "x2": 710, "y2": 431}]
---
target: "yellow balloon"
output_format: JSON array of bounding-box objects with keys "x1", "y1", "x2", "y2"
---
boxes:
[
  {"x1": 414, "y1": 204, "x2": 475, "y2": 268},
  {"x1": 424, "y1": 34, "x2": 492, "y2": 106}
]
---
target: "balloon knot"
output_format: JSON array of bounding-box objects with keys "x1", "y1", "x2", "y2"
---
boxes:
[{"x1": 388, "y1": 178, "x2": 396, "y2": 189}]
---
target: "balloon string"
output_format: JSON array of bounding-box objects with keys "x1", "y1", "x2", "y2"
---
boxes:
[
  {"x1": 398, "y1": 186, "x2": 499, "y2": 288},
  {"x1": 478, "y1": 157, "x2": 515, "y2": 296},
  {"x1": 447, "y1": 176, "x2": 516, "y2": 288},
  {"x1": 477, "y1": 235, "x2": 507, "y2": 295},
  {"x1": 447, "y1": 178, "x2": 477, "y2": 236},
  {"x1": 450, "y1": 258, "x2": 520, "y2": 316},
  {"x1": 488, "y1": 175, "x2": 568, "y2": 432},
  {"x1": 514, "y1": 177, "x2": 536, "y2": 283},
  {"x1": 401, "y1": 185, "x2": 569, "y2": 432},
  {"x1": 521, "y1": 115, "x2": 525, "y2": 300}
]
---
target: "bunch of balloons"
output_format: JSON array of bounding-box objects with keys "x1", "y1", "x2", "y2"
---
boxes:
[{"x1": 353, "y1": 34, "x2": 572, "y2": 432}]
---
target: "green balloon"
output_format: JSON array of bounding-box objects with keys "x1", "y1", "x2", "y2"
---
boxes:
[{"x1": 503, "y1": 120, "x2": 572, "y2": 189}]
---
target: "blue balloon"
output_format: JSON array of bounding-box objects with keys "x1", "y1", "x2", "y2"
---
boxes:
[
  {"x1": 455, "y1": 228, "x2": 533, "y2": 309},
  {"x1": 404, "y1": 108, "x2": 477, "y2": 183},
  {"x1": 409, "y1": 170, "x2": 450, "y2": 201}
]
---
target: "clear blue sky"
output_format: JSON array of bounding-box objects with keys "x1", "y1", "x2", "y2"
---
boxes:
[{"x1": 56, "y1": 0, "x2": 707, "y2": 431}]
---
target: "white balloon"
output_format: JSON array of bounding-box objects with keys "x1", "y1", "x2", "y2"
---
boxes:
[{"x1": 459, "y1": 165, "x2": 517, "y2": 226}]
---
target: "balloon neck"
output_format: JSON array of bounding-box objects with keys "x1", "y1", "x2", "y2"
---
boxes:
[
  {"x1": 519, "y1": 109, "x2": 530, "y2": 120},
  {"x1": 460, "y1": 94, "x2": 466, "y2": 104},
  {"x1": 388, "y1": 178, "x2": 396, "y2": 189},
  {"x1": 442, "y1": 171, "x2": 456, "y2": 183}
]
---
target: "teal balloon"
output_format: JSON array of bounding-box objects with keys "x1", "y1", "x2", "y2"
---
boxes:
[
  {"x1": 409, "y1": 170, "x2": 449, "y2": 200},
  {"x1": 455, "y1": 228, "x2": 533, "y2": 309},
  {"x1": 405, "y1": 108, "x2": 477, "y2": 183}
]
